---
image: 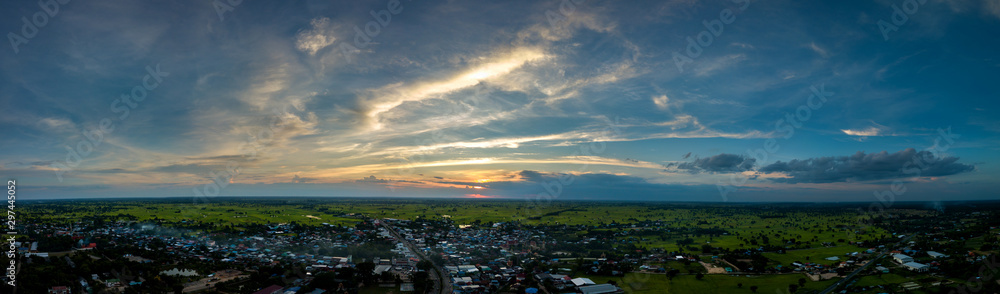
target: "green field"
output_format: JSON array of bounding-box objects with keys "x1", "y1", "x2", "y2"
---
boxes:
[
  {"x1": 763, "y1": 246, "x2": 867, "y2": 267},
  {"x1": 24, "y1": 201, "x2": 363, "y2": 228},
  {"x1": 853, "y1": 273, "x2": 911, "y2": 287},
  {"x1": 581, "y1": 273, "x2": 838, "y2": 293}
]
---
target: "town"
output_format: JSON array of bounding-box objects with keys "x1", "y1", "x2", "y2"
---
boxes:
[{"x1": 3, "y1": 198, "x2": 999, "y2": 294}]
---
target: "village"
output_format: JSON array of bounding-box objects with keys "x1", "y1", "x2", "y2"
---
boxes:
[{"x1": 7, "y1": 201, "x2": 997, "y2": 294}]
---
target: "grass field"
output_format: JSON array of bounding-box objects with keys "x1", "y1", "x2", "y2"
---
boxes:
[
  {"x1": 763, "y1": 246, "x2": 867, "y2": 267},
  {"x1": 580, "y1": 273, "x2": 839, "y2": 293},
  {"x1": 852, "y1": 273, "x2": 911, "y2": 287}
]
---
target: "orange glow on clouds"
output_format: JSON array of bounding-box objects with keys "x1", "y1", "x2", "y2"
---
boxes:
[{"x1": 465, "y1": 194, "x2": 495, "y2": 198}]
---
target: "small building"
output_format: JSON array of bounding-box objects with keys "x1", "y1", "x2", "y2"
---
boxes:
[
  {"x1": 875, "y1": 266, "x2": 889, "y2": 273},
  {"x1": 571, "y1": 277, "x2": 596, "y2": 287},
  {"x1": 48, "y1": 286, "x2": 71, "y2": 294},
  {"x1": 579, "y1": 284, "x2": 623, "y2": 294},
  {"x1": 927, "y1": 251, "x2": 948, "y2": 259},
  {"x1": 902, "y1": 262, "x2": 930, "y2": 272},
  {"x1": 892, "y1": 254, "x2": 913, "y2": 264}
]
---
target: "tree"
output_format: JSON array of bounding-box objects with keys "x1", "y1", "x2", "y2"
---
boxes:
[
  {"x1": 788, "y1": 284, "x2": 798, "y2": 293},
  {"x1": 750, "y1": 285, "x2": 758, "y2": 293},
  {"x1": 417, "y1": 260, "x2": 434, "y2": 272},
  {"x1": 411, "y1": 271, "x2": 431, "y2": 293},
  {"x1": 738, "y1": 283, "x2": 743, "y2": 288},
  {"x1": 356, "y1": 262, "x2": 377, "y2": 285},
  {"x1": 695, "y1": 273, "x2": 704, "y2": 280},
  {"x1": 797, "y1": 278, "x2": 806, "y2": 287},
  {"x1": 666, "y1": 269, "x2": 680, "y2": 281}
]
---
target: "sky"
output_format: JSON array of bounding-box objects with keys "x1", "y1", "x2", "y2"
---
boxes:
[{"x1": 1, "y1": 0, "x2": 998, "y2": 202}]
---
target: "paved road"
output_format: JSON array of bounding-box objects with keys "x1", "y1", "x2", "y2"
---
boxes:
[
  {"x1": 380, "y1": 220, "x2": 452, "y2": 294},
  {"x1": 818, "y1": 234, "x2": 916, "y2": 294}
]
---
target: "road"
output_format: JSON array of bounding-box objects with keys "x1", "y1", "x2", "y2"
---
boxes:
[
  {"x1": 818, "y1": 234, "x2": 916, "y2": 294},
  {"x1": 380, "y1": 220, "x2": 452, "y2": 294}
]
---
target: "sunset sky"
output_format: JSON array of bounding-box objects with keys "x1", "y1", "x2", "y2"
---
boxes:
[{"x1": 2, "y1": 0, "x2": 998, "y2": 201}]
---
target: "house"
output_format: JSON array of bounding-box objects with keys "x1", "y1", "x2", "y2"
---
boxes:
[
  {"x1": 875, "y1": 266, "x2": 889, "y2": 273},
  {"x1": 579, "y1": 284, "x2": 624, "y2": 294},
  {"x1": 892, "y1": 254, "x2": 913, "y2": 264},
  {"x1": 48, "y1": 286, "x2": 71, "y2": 294},
  {"x1": 571, "y1": 277, "x2": 596, "y2": 287},
  {"x1": 902, "y1": 262, "x2": 930, "y2": 272},
  {"x1": 927, "y1": 251, "x2": 948, "y2": 259}
]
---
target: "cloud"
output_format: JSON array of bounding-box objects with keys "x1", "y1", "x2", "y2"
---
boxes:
[
  {"x1": 38, "y1": 117, "x2": 75, "y2": 131},
  {"x1": 518, "y1": 170, "x2": 545, "y2": 182},
  {"x1": 841, "y1": 127, "x2": 883, "y2": 137},
  {"x1": 356, "y1": 175, "x2": 390, "y2": 184},
  {"x1": 840, "y1": 123, "x2": 899, "y2": 142},
  {"x1": 359, "y1": 47, "x2": 548, "y2": 128},
  {"x1": 808, "y1": 42, "x2": 828, "y2": 58},
  {"x1": 841, "y1": 122, "x2": 892, "y2": 138},
  {"x1": 292, "y1": 174, "x2": 315, "y2": 183},
  {"x1": 759, "y1": 148, "x2": 975, "y2": 183},
  {"x1": 694, "y1": 54, "x2": 746, "y2": 77},
  {"x1": 295, "y1": 17, "x2": 337, "y2": 55},
  {"x1": 652, "y1": 95, "x2": 670, "y2": 110},
  {"x1": 666, "y1": 153, "x2": 756, "y2": 173}
]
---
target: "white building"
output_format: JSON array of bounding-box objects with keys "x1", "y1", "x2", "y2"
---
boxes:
[
  {"x1": 902, "y1": 262, "x2": 929, "y2": 272},
  {"x1": 892, "y1": 254, "x2": 913, "y2": 264},
  {"x1": 571, "y1": 277, "x2": 596, "y2": 287},
  {"x1": 927, "y1": 251, "x2": 948, "y2": 259}
]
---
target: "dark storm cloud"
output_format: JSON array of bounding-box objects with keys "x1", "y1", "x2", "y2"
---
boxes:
[
  {"x1": 667, "y1": 153, "x2": 756, "y2": 173},
  {"x1": 759, "y1": 148, "x2": 975, "y2": 183}
]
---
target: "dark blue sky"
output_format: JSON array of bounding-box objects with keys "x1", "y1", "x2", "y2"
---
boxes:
[{"x1": 1, "y1": 0, "x2": 997, "y2": 201}]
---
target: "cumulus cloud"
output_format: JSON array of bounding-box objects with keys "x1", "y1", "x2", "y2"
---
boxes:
[
  {"x1": 666, "y1": 153, "x2": 756, "y2": 173},
  {"x1": 759, "y1": 148, "x2": 975, "y2": 183}
]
